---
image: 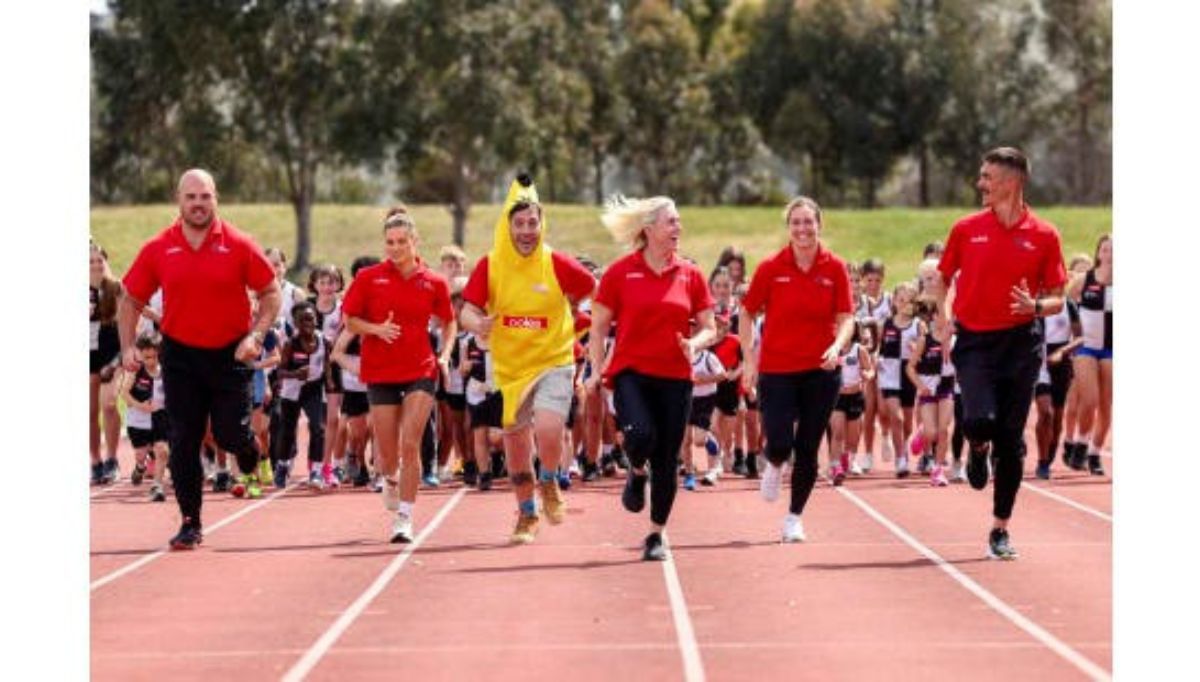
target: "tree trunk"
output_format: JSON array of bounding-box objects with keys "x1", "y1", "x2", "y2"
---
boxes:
[
  {"x1": 917, "y1": 141, "x2": 931, "y2": 207},
  {"x1": 292, "y1": 186, "x2": 313, "y2": 275},
  {"x1": 451, "y1": 158, "x2": 469, "y2": 247},
  {"x1": 592, "y1": 144, "x2": 604, "y2": 206}
]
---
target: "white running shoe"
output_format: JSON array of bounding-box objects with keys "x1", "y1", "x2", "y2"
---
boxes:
[
  {"x1": 760, "y1": 462, "x2": 783, "y2": 503},
  {"x1": 782, "y1": 514, "x2": 806, "y2": 543},
  {"x1": 951, "y1": 461, "x2": 966, "y2": 483},
  {"x1": 849, "y1": 459, "x2": 864, "y2": 476},
  {"x1": 895, "y1": 454, "x2": 911, "y2": 478},
  {"x1": 859, "y1": 452, "x2": 874, "y2": 473},
  {"x1": 382, "y1": 478, "x2": 401, "y2": 512},
  {"x1": 881, "y1": 440, "x2": 895, "y2": 463},
  {"x1": 390, "y1": 512, "x2": 414, "y2": 543}
]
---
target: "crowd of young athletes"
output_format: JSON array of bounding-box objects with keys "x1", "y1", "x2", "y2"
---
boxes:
[{"x1": 89, "y1": 234, "x2": 1113, "y2": 504}]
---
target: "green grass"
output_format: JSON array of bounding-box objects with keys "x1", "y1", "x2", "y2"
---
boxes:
[{"x1": 91, "y1": 203, "x2": 1111, "y2": 287}]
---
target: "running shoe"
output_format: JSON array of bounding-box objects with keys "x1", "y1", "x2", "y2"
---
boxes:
[
  {"x1": 622, "y1": 470, "x2": 648, "y2": 513},
  {"x1": 102, "y1": 457, "x2": 119, "y2": 484},
  {"x1": 322, "y1": 463, "x2": 339, "y2": 489},
  {"x1": 91, "y1": 461, "x2": 105, "y2": 486},
  {"x1": 557, "y1": 470, "x2": 572, "y2": 491},
  {"x1": 987, "y1": 528, "x2": 1019, "y2": 560},
  {"x1": 839, "y1": 452, "x2": 851, "y2": 474},
  {"x1": 491, "y1": 451, "x2": 507, "y2": 478},
  {"x1": 1035, "y1": 461, "x2": 1051, "y2": 480},
  {"x1": 966, "y1": 443, "x2": 990, "y2": 490},
  {"x1": 130, "y1": 462, "x2": 146, "y2": 486},
  {"x1": 930, "y1": 465, "x2": 949, "y2": 487},
  {"x1": 213, "y1": 471, "x2": 232, "y2": 493},
  {"x1": 354, "y1": 463, "x2": 372, "y2": 488},
  {"x1": 830, "y1": 464, "x2": 846, "y2": 487},
  {"x1": 245, "y1": 474, "x2": 263, "y2": 499},
  {"x1": 462, "y1": 460, "x2": 479, "y2": 487},
  {"x1": 1068, "y1": 442, "x2": 1088, "y2": 471},
  {"x1": 642, "y1": 532, "x2": 666, "y2": 561},
  {"x1": 581, "y1": 461, "x2": 600, "y2": 482},
  {"x1": 732, "y1": 453, "x2": 747, "y2": 476},
  {"x1": 539, "y1": 480, "x2": 566, "y2": 524},
  {"x1": 308, "y1": 469, "x2": 326, "y2": 491},
  {"x1": 390, "y1": 512, "x2": 414, "y2": 544},
  {"x1": 683, "y1": 473, "x2": 697, "y2": 491},
  {"x1": 274, "y1": 463, "x2": 290, "y2": 489},
  {"x1": 257, "y1": 459, "x2": 273, "y2": 487},
  {"x1": 881, "y1": 439, "x2": 895, "y2": 463},
  {"x1": 760, "y1": 461, "x2": 783, "y2": 503},
  {"x1": 334, "y1": 465, "x2": 348, "y2": 485},
  {"x1": 782, "y1": 514, "x2": 806, "y2": 543},
  {"x1": 910, "y1": 433, "x2": 925, "y2": 457},
  {"x1": 1087, "y1": 453, "x2": 1106, "y2": 476},
  {"x1": 917, "y1": 453, "x2": 933, "y2": 476},
  {"x1": 382, "y1": 477, "x2": 400, "y2": 511},
  {"x1": 422, "y1": 471, "x2": 440, "y2": 488},
  {"x1": 859, "y1": 452, "x2": 874, "y2": 473},
  {"x1": 568, "y1": 460, "x2": 581, "y2": 479},
  {"x1": 439, "y1": 464, "x2": 454, "y2": 481},
  {"x1": 701, "y1": 466, "x2": 720, "y2": 487},
  {"x1": 511, "y1": 513, "x2": 540, "y2": 544},
  {"x1": 478, "y1": 471, "x2": 494, "y2": 491},
  {"x1": 371, "y1": 474, "x2": 384, "y2": 493},
  {"x1": 168, "y1": 521, "x2": 203, "y2": 551},
  {"x1": 601, "y1": 453, "x2": 617, "y2": 477},
  {"x1": 149, "y1": 483, "x2": 166, "y2": 503},
  {"x1": 895, "y1": 455, "x2": 910, "y2": 479},
  {"x1": 745, "y1": 452, "x2": 759, "y2": 479},
  {"x1": 950, "y1": 460, "x2": 966, "y2": 483},
  {"x1": 849, "y1": 458, "x2": 864, "y2": 476}
]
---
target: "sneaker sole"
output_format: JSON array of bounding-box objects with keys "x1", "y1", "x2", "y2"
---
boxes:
[
  {"x1": 390, "y1": 533, "x2": 413, "y2": 544},
  {"x1": 986, "y1": 549, "x2": 1019, "y2": 561}
]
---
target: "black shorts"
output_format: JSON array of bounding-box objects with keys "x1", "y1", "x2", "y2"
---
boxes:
[
  {"x1": 689, "y1": 394, "x2": 717, "y2": 429},
  {"x1": 468, "y1": 392, "x2": 502, "y2": 430},
  {"x1": 444, "y1": 393, "x2": 467, "y2": 412},
  {"x1": 127, "y1": 411, "x2": 170, "y2": 448},
  {"x1": 90, "y1": 324, "x2": 120, "y2": 375},
  {"x1": 882, "y1": 372, "x2": 917, "y2": 408},
  {"x1": 834, "y1": 392, "x2": 865, "y2": 420},
  {"x1": 341, "y1": 391, "x2": 370, "y2": 417},
  {"x1": 1045, "y1": 347, "x2": 1074, "y2": 408},
  {"x1": 715, "y1": 380, "x2": 740, "y2": 416},
  {"x1": 367, "y1": 378, "x2": 436, "y2": 406}
]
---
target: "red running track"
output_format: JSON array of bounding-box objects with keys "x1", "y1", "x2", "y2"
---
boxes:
[{"x1": 91, "y1": 422, "x2": 1111, "y2": 681}]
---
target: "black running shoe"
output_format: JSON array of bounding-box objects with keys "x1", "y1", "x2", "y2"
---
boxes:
[
  {"x1": 1035, "y1": 461, "x2": 1051, "y2": 480},
  {"x1": 491, "y1": 451, "x2": 507, "y2": 478},
  {"x1": 582, "y1": 461, "x2": 600, "y2": 482},
  {"x1": 966, "y1": 444, "x2": 990, "y2": 490},
  {"x1": 1087, "y1": 453, "x2": 1106, "y2": 476},
  {"x1": 102, "y1": 457, "x2": 119, "y2": 484},
  {"x1": 732, "y1": 454, "x2": 747, "y2": 476},
  {"x1": 353, "y1": 463, "x2": 371, "y2": 488},
  {"x1": 168, "y1": 522, "x2": 203, "y2": 551},
  {"x1": 642, "y1": 532, "x2": 666, "y2": 561},
  {"x1": 987, "y1": 528, "x2": 1018, "y2": 560},
  {"x1": 463, "y1": 460, "x2": 478, "y2": 487},
  {"x1": 622, "y1": 470, "x2": 647, "y2": 513},
  {"x1": 745, "y1": 452, "x2": 759, "y2": 479},
  {"x1": 601, "y1": 453, "x2": 617, "y2": 477},
  {"x1": 478, "y1": 471, "x2": 493, "y2": 492},
  {"x1": 1068, "y1": 443, "x2": 1087, "y2": 471},
  {"x1": 212, "y1": 471, "x2": 232, "y2": 493},
  {"x1": 613, "y1": 446, "x2": 630, "y2": 472},
  {"x1": 91, "y1": 462, "x2": 105, "y2": 486},
  {"x1": 130, "y1": 463, "x2": 146, "y2": 486}
]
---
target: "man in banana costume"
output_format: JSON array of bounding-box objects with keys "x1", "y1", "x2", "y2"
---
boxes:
[{"x1": 460, "y1": 175, "x2": 597, "y2": 543}]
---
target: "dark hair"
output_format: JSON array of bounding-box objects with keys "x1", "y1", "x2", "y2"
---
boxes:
[
  {"x1": 307, "y1": 264, "x2": 345, "y2": 295},
  {"x1": 982, "y1": 146, "x2": 1031, "y2": 180},
  {"x1": 709, "y1": 265, "x2": 733, "y2": 287},
  {"x1": 1094, "y1": 233, "x2": 1111, "y2": 264},
  {"x1": 135, "y1": 331, "x2": 162, "y2": 351},
  {"x1": 913, "y1": 295, "x2": 939, "y2": 321},
  {"x1": 507, "y1": 200, "x2": 542, "y2": 221},
  {"x1": 264, "y1": 247, "x2": 287, "y2": 264},
  {"x1": 922, "y1": 241, "x2": 944, "y2": 259},
  {"x1": 350, "y1": 255, "x2": 380, "y2": 277},
  {"x1": 383, "y1": 204, "x2": 415, "y2": 232},
  {"x1": 291, "y1": 299, "x2": 316, "y2": 322},
  {"x1": 716, "y1": 246, "x2": 746, "y2": 271},
  {"x1": 861, "y1": 258, "x2": 886, "y2": 277}
]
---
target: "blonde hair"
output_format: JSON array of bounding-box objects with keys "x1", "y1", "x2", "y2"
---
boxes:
[
  {"x1": 601, "y1": 195, "x2": 676, "y2": 250},
  {"x1": 440, "y1": 245, "x2": 466, "y2": 262},
  {"x1": 1068, "y1": 253, "x2": 1093, "y2": 272},
  {"x1": 383, "y1": 204, "x2": 416, "y2": 233},
  {"x1": 782, "y1": 196, "x2": 823, "y2": 225}
]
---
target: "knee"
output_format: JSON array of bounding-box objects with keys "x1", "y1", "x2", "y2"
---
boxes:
[
  {"x1": 962, "y1": 416, "x2": 996, "y2": 445},
  {"x1": 620, "y1": 420, "x2": 656, "y2": 456}
]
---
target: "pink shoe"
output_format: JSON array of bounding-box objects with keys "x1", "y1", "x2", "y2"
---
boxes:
[
  {"x1": 839, "y1": 452, "x2": 851, "y2": 472},
  {"x1": 909, "y1": 432, "x2": 926, "y2": 456},
  {"x1": 831, "y1": 465, "x2": 846, "y2": 487},
  {"x1": 930, "y1": 465, "x2": 948, "y2": 487},
  {"x1": 322, "y1": 462, "x2": 339, "y2": 489}
]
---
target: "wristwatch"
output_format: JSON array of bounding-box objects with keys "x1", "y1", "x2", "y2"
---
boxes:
[{"x1": 1033, "y1": 298, "x2": 1042, "y2": 316}]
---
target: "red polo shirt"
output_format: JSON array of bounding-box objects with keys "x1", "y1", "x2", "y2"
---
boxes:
[
  {"x1": 122, "y1": 218, "x2": 275, "y2": 349},
  {"x1": 461, "y1": 252, "x2": 597, "y2": 309},
  {"x1": 938, "y1": 207, "x2": 1067, "y2": 332},
  {"x1": 595, "y1": 251, "x2": 714, "y2": 381},
  {"x1": 741, "y1": 243, "x2": 854, "y2": 373},
  {"x1": 341, "y1": 258, "x2": 453, "y2": 384}
]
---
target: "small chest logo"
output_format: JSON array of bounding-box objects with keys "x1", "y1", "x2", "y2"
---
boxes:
[
  {"x1": 814, "y1": 276, "x2": 832, "y2": 287},
  {"x1": 165, "y1": 246, "x2": 184, "y2": 255},
  {"x1": 1017, "y1": 239, "x2": 1036, "y2": 252},
  {"x1": 373, "y1": 278, "x2": 389, "y2": 285},
  {"x1": 502, "y1": 315, "x2": 548, "y2": 330},
  {"x1": 212, "y1": 243, "x2": 231, "y2": 254},
  {"x1": 774, "y1": 276, "x2": 791, "y2": 283},
  {"x1": 970, "y1": 235, "x2": 988, "y2": 244},
  {"x1": 626, "y1": 272, "x2": 645, "y2": 279}
]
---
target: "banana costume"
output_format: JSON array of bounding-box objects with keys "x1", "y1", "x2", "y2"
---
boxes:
[{"x1": 485, "y1": 176, "x2": 576, "y2": 427}]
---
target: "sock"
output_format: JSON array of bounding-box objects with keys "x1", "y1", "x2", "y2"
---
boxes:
[
  {"x1": 397, "y1": 501, "x2": 414, "y2": 517},
  {"x1": 519, "y1": 499, "x2": 536, "y2": 516},
  {"x1": 539, "y1": 468, "x2": 556, "y2": 483}
]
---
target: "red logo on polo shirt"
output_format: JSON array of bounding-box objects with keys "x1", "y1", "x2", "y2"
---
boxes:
[
  {"x1": 373, "y1": 277, "x2": 389, "y2": 285},
  {"x1": 502, "y1": 315, "x2": 549, "y2": 330},
  {"x1": 626, "y1": 272, "x2": 645, "y2": 279},
  {"x1": 213, "y1": 244, "x2": 231, "y2": 254},
  {"x1": 970, "y1": 236, "x2": 988, "y2": 244},
  {"x1": 775, "y1": 276, "x2": 791, "y2": 283},
  {"x1": 166, "y1": 246, "x2": 183, "y2": 255}
]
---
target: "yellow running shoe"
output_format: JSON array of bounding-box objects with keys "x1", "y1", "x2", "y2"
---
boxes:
[
  {"x1": 511, "y1": 513, "x2": 540, "y2": 544},
  {"x1": 257, "y1": 459, "x2": 273, "y2": 487},
  {"x1": 538, "y1": 480, "x2": 566, "y2": 525}
]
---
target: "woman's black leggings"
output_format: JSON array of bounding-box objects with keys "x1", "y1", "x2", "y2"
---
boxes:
[
  {"x1": 612, "y1": 371, "x2": 692, "y2": 527},
  {"x1": 759, "y1": 368, "x2": 842, "y2": 516}
]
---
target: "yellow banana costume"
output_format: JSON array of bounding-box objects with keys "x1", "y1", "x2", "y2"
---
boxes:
[{"x1": 486, "y1": 176, "x2": 576, "y2": 427}]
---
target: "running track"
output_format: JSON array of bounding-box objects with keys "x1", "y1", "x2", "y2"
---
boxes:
[{"x1": 91, "y1": 420, "x2": 1112, "y2": 681}]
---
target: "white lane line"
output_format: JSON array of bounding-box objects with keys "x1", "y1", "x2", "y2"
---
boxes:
[
  {"x1": 90, "y1": 481, "x2": 128, "y2": 499},
  {"x1": 281, "y1": 488, "x2": 467, "y2": 682},
  {"x1": 660, "y1": 530, "x2": 706, "y2": 682},
  {"x1": 836, "y1": 487, "x2": 1112, "y2": 682},
  {"x1": 90, "y1": 484, "x2": 296, "y2": 592},
  {"x1": 1022, "y1": 482, "x2": 1112, "y2": 523}
]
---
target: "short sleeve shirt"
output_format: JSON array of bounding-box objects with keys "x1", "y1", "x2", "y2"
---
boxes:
[
  {"x1": 938, "y1": 207, "x2": 1068, "y2": 332},
  {"x1": 741, "y1": 244, "x2": 854, "y2": 373},
  {"x1": 341, "y1": 259, "x2": 453, "y2": 384},
  {"x1": 122, "y1": 218, "x2": 276, "y2": 349},
  {"x1": 594, "y1": 251, "x2": 714, "y2": 381},
  {"x1": 462, "y1": 252, "x2": 597, "y2": 309}
]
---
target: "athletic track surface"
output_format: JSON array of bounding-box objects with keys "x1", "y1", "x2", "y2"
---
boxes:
[{"x1": 91, "y1": 413, "x2": 1112, "y2": 681}]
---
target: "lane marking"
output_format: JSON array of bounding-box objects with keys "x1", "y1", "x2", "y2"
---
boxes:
[
  {"x1": 1022, "y1": 482, "x2": 1112, "y2": 523},
  {"x1": 660, "y1": 530, "x2": 706, "y2": 682},
  {"x1": 281, "y1": 488, "x2": 466, "y2": 682},
  {"x1": 835, "y1": 487, "x2": 1112, "y2": 681},
  {"x1": 90, "y1": 485, "x2": 297, "y2": 592}
]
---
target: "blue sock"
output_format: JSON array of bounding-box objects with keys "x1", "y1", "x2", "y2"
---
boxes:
[
  {"x1": 519, "y1": 499, "x2": 537, "y2": 516},
  {"x1": 539, "y1": 468, "x2": 556, "y2": 483}
]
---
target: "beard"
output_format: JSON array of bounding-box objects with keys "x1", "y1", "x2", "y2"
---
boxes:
[{"x1": 182, "y1": 207, "x2": 213, "y2": 229}]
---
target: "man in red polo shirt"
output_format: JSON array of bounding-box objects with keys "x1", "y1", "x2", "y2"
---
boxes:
[
  {"x1": 938, "y1": 147, "x2": 1067, "y2": 561},
  {"x1": 117, "y1": 169, "x2": 281, "y2": 550}
]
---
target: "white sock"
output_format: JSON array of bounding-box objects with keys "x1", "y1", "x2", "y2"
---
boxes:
[{"x1": 397, "y1": 501, "x2": 414, "y2": 517}]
